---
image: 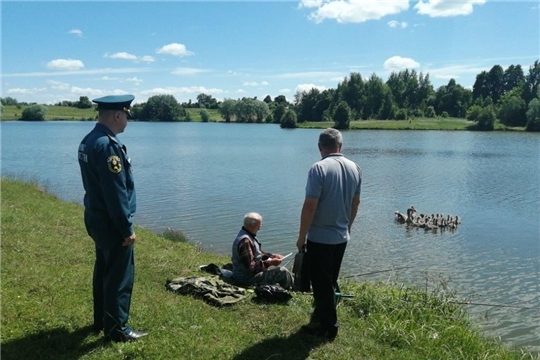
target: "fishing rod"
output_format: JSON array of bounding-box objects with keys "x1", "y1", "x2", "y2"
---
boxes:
[
  {"x1": 343, "y1": 266, "x2": 412, "y2": 278},
  {"x1": 448, "y1": 301, "x2": 538, "y2": 310}
]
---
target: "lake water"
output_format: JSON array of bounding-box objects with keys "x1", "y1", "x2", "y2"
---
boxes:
[{"x1": 1, "y1": 121, "x2": 539, "y2": 351}]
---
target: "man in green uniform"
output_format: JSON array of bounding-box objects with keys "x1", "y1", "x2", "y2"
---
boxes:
[{"x1": 78, "y1": 94, "x2": 147, "y2": 342}]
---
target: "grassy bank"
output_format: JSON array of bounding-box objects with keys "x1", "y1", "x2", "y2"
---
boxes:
[
  {"x1": 2, "y1": 105, "x2": 527, "y2": 131},
  {"x1": 1, "y1": 178, "x2": 536, "y2": 360},
  {"x1": 0, "y1": 105, "x2": 220, "y2": 122}
]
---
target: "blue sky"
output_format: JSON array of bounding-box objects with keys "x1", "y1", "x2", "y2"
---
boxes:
[{"x1": 1, "y1": 1, "x2": 538, "y2": 105}]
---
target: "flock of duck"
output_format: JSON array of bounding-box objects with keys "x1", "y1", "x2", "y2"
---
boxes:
[{"x1": 395, "y1": 206, "x2": 461, "y2": 230}]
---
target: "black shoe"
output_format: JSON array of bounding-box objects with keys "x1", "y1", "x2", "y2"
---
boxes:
[
  {"x1": 301, "y1": 325, "x2": 338, "y2": 341},
  {"x1": 107, "y1": 330, "x2": 149, "y2": 343}
]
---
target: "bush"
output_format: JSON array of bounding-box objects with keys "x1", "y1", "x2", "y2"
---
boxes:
[
  {"x1": 280, "y1": 109, "x2": 297, "y2": 129},
  {"x1": 200, "y1": 108, "x2": 210, "y2": 122},
  {"x1": 441, "y1": 111, "x2": 449, "y2": 118},
  {"x1": 498, "y1": 92, "x2": 527, "y2": 127},
  {"x1": 425, "y1": 106, "x2": 436, "y2": 118},
  {"x1": 333, "y1": 101, "x2": 351, "y2": 129},
  {"x1": 476, "y1": 107, "x2": 495, "y2": 131},
  {"x1": 526, "y1": 98, "x2": 540, "y2": 131},
  {"x1": 20, "y1": 105, "x2": 46, "y2": 121},
  {"x1": 466, "y1": 105, "x2": 482, "y2": 121},
  {"x1": 394, "y1": 108, "x2": 408, "y2": 120}
]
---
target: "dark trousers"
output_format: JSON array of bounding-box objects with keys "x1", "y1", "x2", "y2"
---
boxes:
[
  {"x1": 307, "y1": 240, "x2": 347, "y2": 330},
  {"x1": 89, "y1": 227, "x2": 134, "y2": 340}
]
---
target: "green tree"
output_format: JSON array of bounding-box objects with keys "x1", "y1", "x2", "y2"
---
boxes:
[
  {"x1": 296, "y1": 87, "x2": 321, "y2": 122},
  {"x1": 273, "y1": 104, "x2": 286, "y2": 124},
  {"x1": 503, "y1": 64, "x2": 525, "y2": 94},
  {"x1": 200, "y1": 108, "x2": 210, "y2": 122},
  {"x1": 333, "y1": 101, "x2": 351, "y2": 129},
  {"x1": 473, "y1": 71, "x2": 490, "y2": 101},
  {"x1": 76, "y1": 96, "x2": 92, "y2": 109},
  {"x1": 526, "y1": 98, "x2": 540, "y2": 131},
  {"x1": 234, "y1": 98, "x2": 268, "y2": 123},
  {"x1": 1, "y1": 96, "x2": 19, "y2": 106},
  {"x1": 497, "y1": 88, "x2": 527, "y2": 126},
  {"x1": 337, "y1": 72, "x2": 365, "y2": 119},
  {"x1": 274, "y1": 95, "x2": 288, "y2": 105},
  {"x1": 425, "y1": 106, "x2": 436, "y2": 118},
  {"x1": 434, "y1": 79, "x2": 471, "y2": 118},
  {"x1": 263, "y1": 95, "x2": 272, "y2": 104},
  {"x1": 219, "y1": 99, "x2": 237, "y2": 122},
  {"x1": 466, "y1": 105, "x2": 482, "y2": 121},
  {"x1": 523, "y1": 60, "x2": 540, "y2": 104},
  {"x1": 196, "y1": 93, "x2": 218, "y2": 109},
  {"x1": 476, "y1": 106, "x2": 495, "y2": 131},
  {"x1": 20, "y1": 105, "x2": 47, "y2": 121},
  {"x1": 141, "y1": 94, "x2": 184, "y2": 121},
  {"x1": 487, "y1": 65, "x2": 505, "y2": 103},
  {"x1": 280, "y1": 109, "x2": 297, "y2": 128}
]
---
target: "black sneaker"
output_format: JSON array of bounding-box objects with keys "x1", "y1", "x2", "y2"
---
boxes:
[{"x1": 301, "y1": 325, "x2": 338, "y2": 341}]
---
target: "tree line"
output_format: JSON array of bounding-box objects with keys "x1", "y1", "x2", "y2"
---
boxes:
[{"x1": 2, "y1": 60, "x2": 539, "y2": 131}]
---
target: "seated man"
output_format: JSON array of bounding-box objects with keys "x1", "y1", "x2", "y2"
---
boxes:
[{"x1": 231, "y1": 212, "x2": 293, "y2": 290}]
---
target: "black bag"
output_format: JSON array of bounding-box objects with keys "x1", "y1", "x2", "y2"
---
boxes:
[
  {"x1": 254, "y1": 284, "x2": 292, "y2": 303},
  {"x1": 292, "y1": 249, "x2": 311, "y2": 292}
]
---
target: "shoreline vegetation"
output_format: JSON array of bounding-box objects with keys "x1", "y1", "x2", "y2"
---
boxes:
[
  {"x1": 1, "y1": 177, "x2": 537, "y2": 359},
  {"x1": 0, "y1": 105, "x2": 528, "y2": 131}
]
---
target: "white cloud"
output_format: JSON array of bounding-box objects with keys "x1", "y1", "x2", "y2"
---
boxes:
[
  {"x1": 47, "y1": 59, "x2": 85, "y2": 71},
  {"x1": 7, "y1": 87, "x2": 47, "y2": 94},
  {"x1": 298, "y1": 0, "x2": 323, "y2": 8},
  {"x1": 156, "y1": 43, "x2": 194, "y2": 57},
  {"x1": 69, "y1": 29, "x2": 83, "y2": 37},
  {"x1": 279, "y1": 88, "x2": 292, "y2": 93},
  {"x1": 47, "y1": 80, "x2": 70, "y2": 90},
  {"x1": 140, "y1": 86, "x2": 223, "y2": 97},
  {"x1": 171, "y1": 67, "x2": 210, "y2": 75},
  {"x1": 70, "y1": 87, "x2": 127, "y2": 97},
  {"x1": 295, "y1": 83, "x2": 327, "y2": 93},
  {"x1": 275, "y1": 71, "x2": 342, "y2": 79},
  {"x1": 425, "y1": 64, "x2": 488, "y2": 82},
  {"x1": 384, "y1": 56, "x2": 420, "y2": 70},
  {"x1": 106, "y1": 52, "x2": 138, "y2": 60},
  {"x1": 305, "y1": 0, "x2": 409, "y2": 24},
  {"x1": 140, "y1": 56, "x2": 155, "y2": 63},
  {"x1": 388, "y1": 20, "x2": 408, "y2": 28},
  {"x1": 126, "y1": 77, "x2": 143, "y2": 84},
  {"x1": 414, "y1": 0, "x2": 485, "y2": 17},
  {"x1": 242, "y1": 81, "x2": 268, "y2": 86},
  {"x1": 236, "y1": 89, "x2": 246, "y2": 93}
]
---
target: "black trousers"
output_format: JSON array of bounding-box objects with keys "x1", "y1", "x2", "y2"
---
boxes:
[{"x1": 307, "y1": 240, "x2": 347, "y2": 329}]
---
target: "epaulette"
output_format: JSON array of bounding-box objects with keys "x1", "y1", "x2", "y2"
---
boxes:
[{"x1": 107, "y1": 134, "x2": 120, "y2": 145}]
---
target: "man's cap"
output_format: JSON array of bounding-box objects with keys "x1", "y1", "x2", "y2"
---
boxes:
[{"x1": 92, "y1": 95, "x2": 135, "y2": 117}]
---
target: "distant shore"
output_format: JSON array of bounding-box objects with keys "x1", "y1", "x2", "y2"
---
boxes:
[{"x1": 1, "y1": 104, "x2": 527, "y2": 131}]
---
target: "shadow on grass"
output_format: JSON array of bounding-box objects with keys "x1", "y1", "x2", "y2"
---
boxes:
[
  {"x1": 1, "y1": 325, "x2": 104, "y2": 360},
  {"x1": 232, "y1": 329, "x2": 328, "y2": 360}
]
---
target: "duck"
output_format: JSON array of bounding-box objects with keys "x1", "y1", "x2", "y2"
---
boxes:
[{"x1": 395, "y1": 211, "x2": 408, "y2": 223}]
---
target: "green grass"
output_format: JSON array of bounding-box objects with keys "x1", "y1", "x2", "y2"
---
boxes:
[
  {"x1": 1, "y1": 178, "x2": 537, "y2": 359},
  {"x1": 1, "y1": 105, "x2": 97, "y2": 121},
  {"x1": 0, "y1": 105, "x2": 222, "y2": 122},
  {"x1": 298, "y1": 118, "x2": 475, "y2": 130}
]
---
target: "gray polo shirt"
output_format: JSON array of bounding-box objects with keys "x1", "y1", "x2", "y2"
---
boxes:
[{"x1": 305, "y1": 153, "x2": 362, "y2": 245}]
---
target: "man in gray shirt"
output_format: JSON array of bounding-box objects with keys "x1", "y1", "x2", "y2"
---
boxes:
[{"x1": 296, "y1": 128, "x2": 362, "y2": 340}]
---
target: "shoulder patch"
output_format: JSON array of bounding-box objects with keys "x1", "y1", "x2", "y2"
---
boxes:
[{"x1": 107, "y1": 155, "x2": 122, "y2": 174}]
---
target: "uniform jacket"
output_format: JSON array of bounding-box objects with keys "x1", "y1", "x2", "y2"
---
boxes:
[{"x1": 78, "y1": 123, "x2": 136, "y2": 239}]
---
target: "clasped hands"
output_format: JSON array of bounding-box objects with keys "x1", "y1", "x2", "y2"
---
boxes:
[{"x1": 264, "y1": 254, "x2": 283, "y2": 267}]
